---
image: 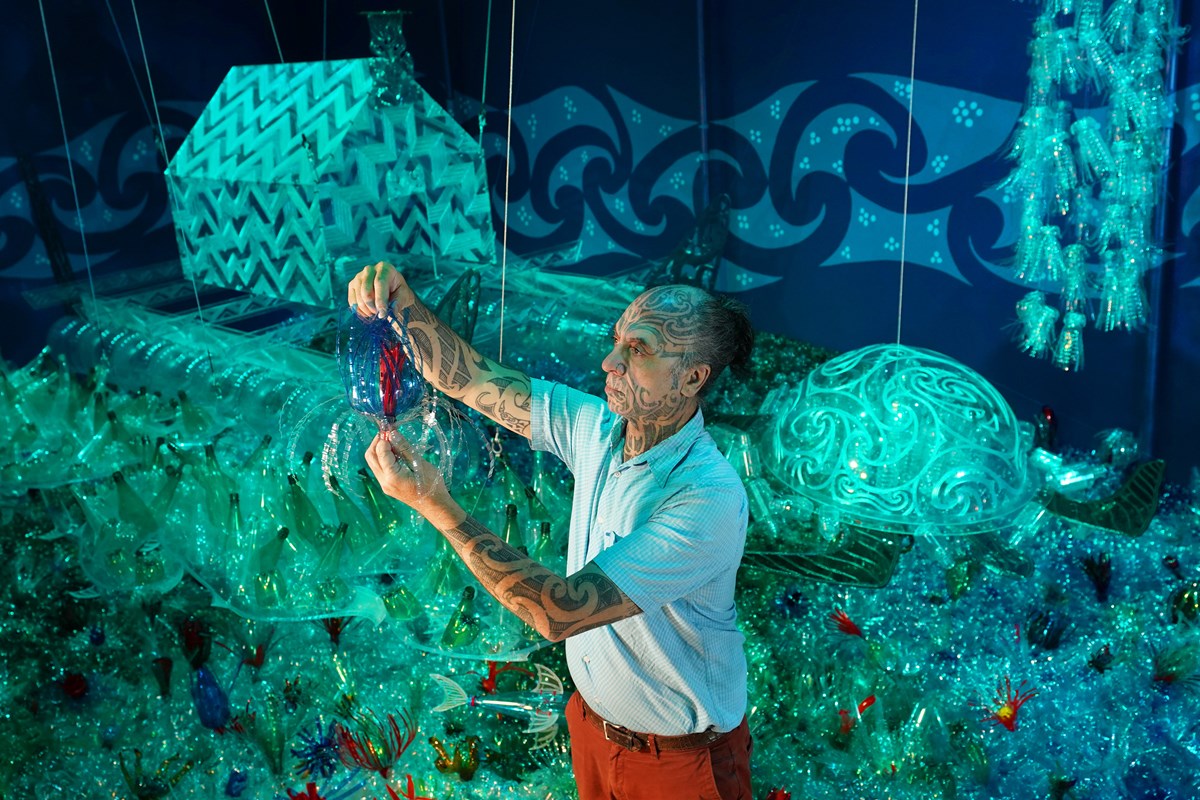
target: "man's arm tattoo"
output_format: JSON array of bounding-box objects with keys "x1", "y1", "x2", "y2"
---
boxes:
[
  {"x1": 402, "y1": 301, "x2": 532, "y2": 436},
  {"x1": 442, "y1": 515, "x2": 641, "y2": 642}
]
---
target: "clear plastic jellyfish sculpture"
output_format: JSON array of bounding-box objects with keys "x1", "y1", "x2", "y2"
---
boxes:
[
  {"x1": 337, "y1": 306, "x2": 425, "y2": 430},
  {"x1": 287, "y1": 305, "x2": 491, "y2": 498},
  {"x1": 770, "y1": 343, "x2": 1040, "y2": 536}
]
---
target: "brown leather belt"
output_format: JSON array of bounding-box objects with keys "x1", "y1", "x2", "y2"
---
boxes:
[{"x1": 579, "y1": 696, "x2": 726, "y2": 752}]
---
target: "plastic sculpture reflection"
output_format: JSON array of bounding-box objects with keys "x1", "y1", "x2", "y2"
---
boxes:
[{"x1": 771, "y1": 344, "x2": 1039, "y2": 536}]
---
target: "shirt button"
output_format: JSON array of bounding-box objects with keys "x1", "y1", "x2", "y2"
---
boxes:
[{"x1": 584, "y1": 656, "x2": 591, "y2": 663}]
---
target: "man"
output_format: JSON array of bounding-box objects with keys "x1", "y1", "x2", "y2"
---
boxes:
[{"x1": 349, "y1": 261, "x2": 754, "y2": 799}]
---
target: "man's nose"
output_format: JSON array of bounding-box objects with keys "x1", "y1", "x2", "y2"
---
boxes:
[{"x1": 602, "y1": 348, "x2": 624, "y2": 374}]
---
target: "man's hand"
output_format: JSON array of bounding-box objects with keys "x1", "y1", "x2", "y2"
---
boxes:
[
  {"x1": 348, "y1": 261, "x2": 415, "y2": 318},
  {"x1": 364, "y1": 431, "x2": 463, "y2": 530},
  {"x1": 347, "y1": 260, "x2": 533, "y2": 440},
  {"x1": 364, "y1": 435, "x2": 642, "y2": 643}
]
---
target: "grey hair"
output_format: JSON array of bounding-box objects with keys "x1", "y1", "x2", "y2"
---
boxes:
[{"x1": 676, "y1": 289, "x2": 755, "y2": 398}]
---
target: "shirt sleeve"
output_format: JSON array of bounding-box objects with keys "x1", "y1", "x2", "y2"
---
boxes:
[
  {"x1": 593, "y1": 478, "x2": 748, "y2": 611},
  {"x1": 530, "y1": 378, "x2": 607, "y2": 474}
]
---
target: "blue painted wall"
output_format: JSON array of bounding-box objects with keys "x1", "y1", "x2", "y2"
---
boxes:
[{"x1": 1, "y1": 0, "x2": 1196, "y2": 479}]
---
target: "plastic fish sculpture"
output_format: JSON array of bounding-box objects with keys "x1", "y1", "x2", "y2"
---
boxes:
[
  {"x1": 430, "y1": 662, "x2": 565, "y2": 734},
  {"x1": 191, "y1": 664, "x2": 232, "y2": 732}
]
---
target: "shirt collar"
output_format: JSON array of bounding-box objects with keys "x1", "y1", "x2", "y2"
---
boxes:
[{"x1": 609, "y1": 407, "x2": 707, "y2": 487}]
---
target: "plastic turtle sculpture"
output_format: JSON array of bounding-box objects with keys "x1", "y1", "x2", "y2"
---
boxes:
[{"x1": 738, "y1": 344, "x2": 1164, "y2": 588}]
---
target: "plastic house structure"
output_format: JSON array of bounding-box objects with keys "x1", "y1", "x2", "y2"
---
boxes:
[{"x1": 166, "y1": 13, "x2": 494, "y2": 308}]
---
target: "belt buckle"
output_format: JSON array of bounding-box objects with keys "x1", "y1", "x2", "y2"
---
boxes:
[{"x1": 602, "y1": 720, "x2": 643, "y2": 751}]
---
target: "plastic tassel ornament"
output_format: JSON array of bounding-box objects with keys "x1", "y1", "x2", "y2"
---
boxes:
[
  {"x1": 1096, "y1": 202, "x2": 1132, "y2": 253},
  {"x1": 1070, "y1": 117, "x2": 1115, "y2": 183},
  {"x1": 1083, "y1": 30, "x2": 1131, "y2": 92},
  {"x1": 1015, "y1": 292, "x2": 1060, "y2": 359},
  {"x1": 1048, "y1": 134, "x2": 1078, "y2": 216},
  {"x1": 1053, "y1": 311, "x2": 1087, "y2": 371},
  {"x1": 1076, "y1": 0, "x2": 1104, "y2": 36},
  {"x1": 1027, "y1": 17, "x2": 1058, "y2": 98},
  {"x1": 1015, "y1": 206, "x2": 1047, "y2": 282},
  {"x1": 338, "y1": 307, "x2": 424, "y2": 431},
  {"x1": 1053, "y1": 27, "x2": 1085, "y2": 93},
  {"x1": 1060, "y1": 244, "x2": 1088, "y2": 312},
  {"x1": 1103, "y1": 0, "x2": 1139, "y2": 51},
  {"x1": 1097, "y1": 251, "x2": 1147, "y2": 331},
  {"x1": 1006, "y1": 104, "x2": 1054, "y2": 178},
  {"x1": 1039, "y1": 226, "x2": 1066, "y2": 281}
]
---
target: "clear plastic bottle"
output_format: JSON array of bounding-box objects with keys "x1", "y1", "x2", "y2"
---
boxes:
[
  {"x1": 313, "y1": 523, "x2": 350, "y2": 605},
  {"x1": 113, "y1": 471, "x2": 159, "y2": 537},
  {"x1": 253, "y1": 527, "x2": 291, "y2": 609}
]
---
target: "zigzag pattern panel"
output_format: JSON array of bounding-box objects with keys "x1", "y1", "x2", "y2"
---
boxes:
[
  {"x1": 172, "y1": 176, "x2": 330, "y2": 306},
  {"x1": 169, "y1": 57, "x2": 493, "y2": 306},
  {"x1": 170, "y1": 60, "x2": 372, "y2": 184},
  {"x1": 318, "y1": 95, "x2": 494, "y2": 267}
]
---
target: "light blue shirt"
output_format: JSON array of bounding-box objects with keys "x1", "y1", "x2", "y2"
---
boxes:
[{"x1": 531, "y1": 378, "x2": 748, "y2": 735}]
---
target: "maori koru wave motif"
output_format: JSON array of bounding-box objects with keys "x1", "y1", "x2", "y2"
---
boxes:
[
  {"x1": 4, "y1": 76, "x2": 1200, "y2": 295},
  {"x1": 474, "y1": 75, "x2": 1200, "y2": 295}
]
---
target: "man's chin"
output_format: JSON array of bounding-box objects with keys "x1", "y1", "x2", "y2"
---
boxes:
[{"x1": 604, "y1": 390, "x2": 627, "y2": 416}]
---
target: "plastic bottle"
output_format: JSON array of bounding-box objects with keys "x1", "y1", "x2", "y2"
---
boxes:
[
  {"x1": 381, "y1": 579, "x2": 432, "y2": 642},
  {"x1": 313, "y1": 523, "x2": 351, "y2": 605},
  {"x1": 440, "y1": 586, "x2": 482, "y2": 648},
  {"x1": 198, "y1": 444, "x2": 237, "y2": 529},
  {"x1": 151, "y1": 465, "x2": 183, "y2": 523},
  {"x1": 240, "y1": 435, "x2": 279, "y2": 517},
  {"x1": 530, "y1": 520, "x2": 555, "y2": 564},
  {"x1": 285, "y1": 473, "x2": 330, "y2": 552},
  {"x1": 359, "y1": 467, "x2": 403, "y2": 538},
  {"x1": 253, "y1": 527, "x2": 291, "y2": 608},
  {"x1": 501, "y1": 503, "x2": 521, "y2": 548},
  {"x1": 113, "y1": 471, "x2": 159, "y2": 537},
  {"x1": 328, "y1": 474, "x2": 382, "y2": 558}
]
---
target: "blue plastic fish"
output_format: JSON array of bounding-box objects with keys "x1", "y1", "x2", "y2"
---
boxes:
[
  {"x1": 225, "y1": 768, "x2": 248, "y2": 797},
  {"x1": 191, "y1": 665, "x2": 232, "y2": 732}
]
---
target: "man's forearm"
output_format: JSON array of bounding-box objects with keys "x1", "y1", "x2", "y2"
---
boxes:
[
  {"x1": 396, "y1": 297, "x2": 532, "y2": 437},
  {"x1": 418, "y1": 500, "x2": 641, "y2": 643}
]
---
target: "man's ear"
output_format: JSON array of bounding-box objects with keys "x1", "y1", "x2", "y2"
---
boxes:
[{"x1": 680, "y1": 364, "x2": 712, "y2": 398}]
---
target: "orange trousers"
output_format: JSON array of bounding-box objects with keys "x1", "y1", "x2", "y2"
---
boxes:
[{"x1": 566, "y1": 692, "x2": 753, "y2": 800}]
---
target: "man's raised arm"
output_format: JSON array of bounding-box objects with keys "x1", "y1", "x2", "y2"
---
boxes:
[{"x1": 347, "y1": 261, "x2": 532, "y2": 439}]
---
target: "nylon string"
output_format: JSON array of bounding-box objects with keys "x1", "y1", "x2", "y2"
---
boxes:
[
  {"x1": 896, "y1": 0, "x2": 920, "y2": 345},
  {"x1": 130, "y1": 0, "x2": 216, "y2": 372},
  {"x1": 498, "y1": 0, "x2": 517, "y2": 363},
  {"x1": 37, "y1": 0, "x2": 97, "y2": 307},
  {"x1": 263, "y1": 0, "x2": 285, "y2": 63}
]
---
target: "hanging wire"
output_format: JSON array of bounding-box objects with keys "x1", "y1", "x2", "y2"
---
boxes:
[
  {"x1": 129, "y1": 0, "x2": 169, "y2": 165},
  {"x1": 130, "y1": 0, "x2": 217, "y2": 373},
  {"x1": 322, "y1": 0, "x2": 328, "y2": 60},
  {"x1": 896, "y1": 0, "x2": 920, "y2": 346},
  {"x1": 103, "y1": 0, "x2": 156, "y2": 134},
  {"x1": 36, "y1": 0, "x2": 97, "y2": 307},
  {"x1": 497, "y1": 0, "x2": 517, "y2": 363},
  {"x1": 478, "y1": 0, "x2": 495, "y2": 147},
  {"x1": 263, "y1": 0, "x2": 285, "y2": 63}
]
